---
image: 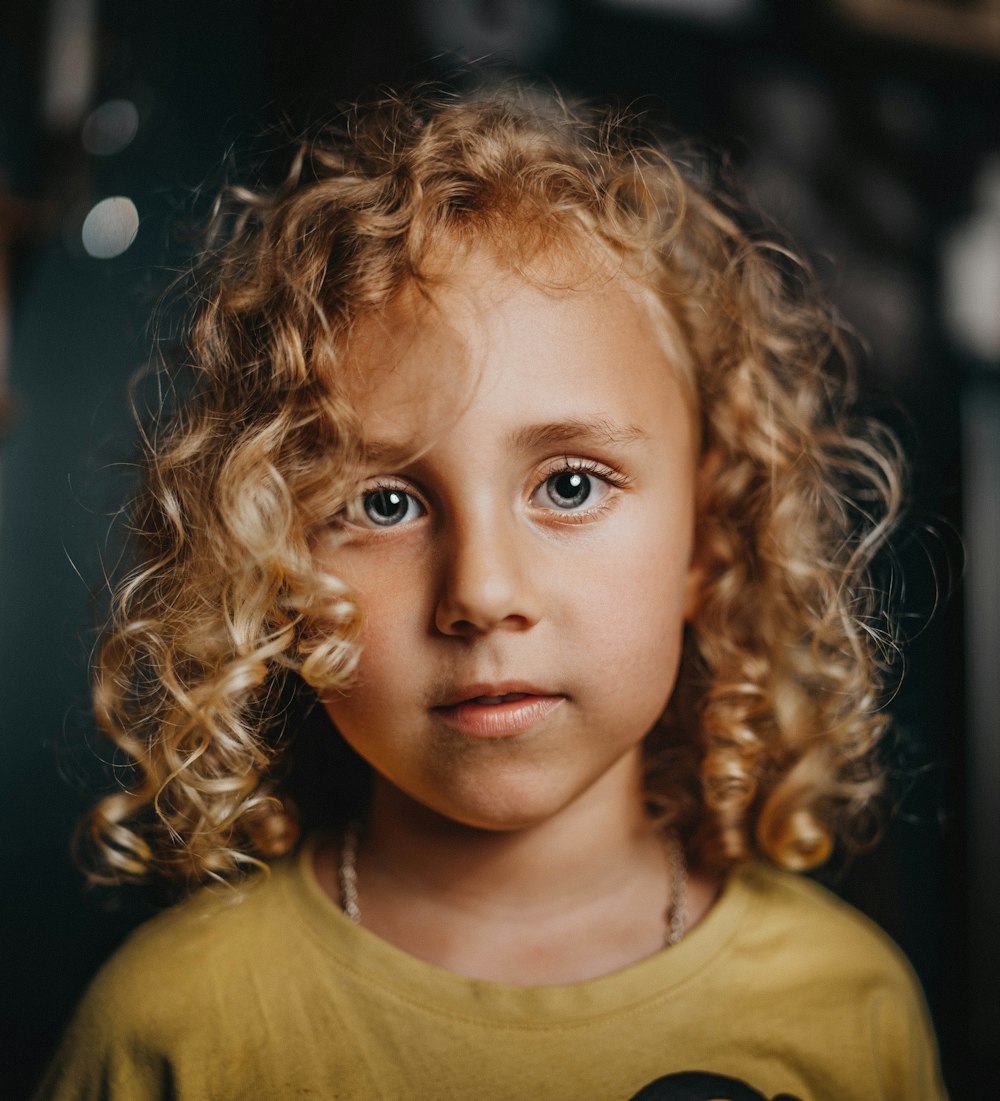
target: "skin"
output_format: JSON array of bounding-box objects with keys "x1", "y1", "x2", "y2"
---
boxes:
[{"x1": 314, "y1": 245, "x2": 720, "y2": 984}]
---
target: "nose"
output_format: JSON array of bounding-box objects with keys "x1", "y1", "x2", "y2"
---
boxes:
[{"x1": 433, "y1": 515, "x2": 541, "y2": 637}]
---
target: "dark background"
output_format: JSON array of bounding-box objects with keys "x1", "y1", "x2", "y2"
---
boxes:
[{"x1": 2, "y1": 1, "x2": 997, "y2": 1096}]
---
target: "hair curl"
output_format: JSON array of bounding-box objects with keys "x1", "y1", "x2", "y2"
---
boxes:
[{"x1": 81, "y1": 81, "x2": 903, "y2": 888}]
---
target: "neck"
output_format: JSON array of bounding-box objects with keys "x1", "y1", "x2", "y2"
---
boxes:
[
  {"x1": 365, "y1": 762, "x2": 660, "y2": 917},
  {"x1": 314, "y1": 752, "x2": 720, "y2": 984}
]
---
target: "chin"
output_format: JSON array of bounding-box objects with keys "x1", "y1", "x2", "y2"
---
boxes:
[{"x1": 408, "y1": 774, "x2": 596, "y2": 835}]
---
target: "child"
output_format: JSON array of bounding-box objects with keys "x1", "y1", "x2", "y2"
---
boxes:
[{"x1": 36, "y1": 83, "x2": 947, "y2": 1100}]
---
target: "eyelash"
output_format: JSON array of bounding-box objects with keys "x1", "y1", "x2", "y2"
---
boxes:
[{"x1": 538, "y1": 457, "x2": 629, "y2": 487}]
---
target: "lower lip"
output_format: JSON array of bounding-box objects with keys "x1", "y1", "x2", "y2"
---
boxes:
[{"x1": 433, "y1": 696, "x2": 565, "y2": 739}]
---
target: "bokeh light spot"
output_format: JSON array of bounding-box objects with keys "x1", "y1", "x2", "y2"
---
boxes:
[
  {"x1": 81, "y1": 196, "x2": 139, "y2": 259},
  {"x1": 81, "y1": 98, "x2": 140, "y2": 155}
]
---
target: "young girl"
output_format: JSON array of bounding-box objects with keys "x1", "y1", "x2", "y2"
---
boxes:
[{"x1": 37, "y1": 84, "x2": 946, "y2": 1100}]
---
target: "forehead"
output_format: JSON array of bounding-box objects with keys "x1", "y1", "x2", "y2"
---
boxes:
[{"x1": 339, "y1": 243, "x2": 696, "y2": 458}]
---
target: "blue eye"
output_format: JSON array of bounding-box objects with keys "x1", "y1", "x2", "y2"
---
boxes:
[
  {"x1": 544, "y1": 471, "x2": 593, "y2": 509},
  {"x1": 531, "y1": 464, "x2": 618, "y2": 514},
  {"x1": 356, "y1": 487, "x2": 424, "y2": 528}
]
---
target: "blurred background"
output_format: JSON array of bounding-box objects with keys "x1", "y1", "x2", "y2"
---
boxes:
[{"x1": 1, "y1": 0, "x2": 996, "y2": 1096}]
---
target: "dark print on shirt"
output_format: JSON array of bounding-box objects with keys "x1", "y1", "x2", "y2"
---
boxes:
[{"x1": 628, "y1": 1071, "x2": 803, "y2": 1101}]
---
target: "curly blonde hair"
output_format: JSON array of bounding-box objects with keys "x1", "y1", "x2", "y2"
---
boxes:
[{"x1": 82, "y1": 82, "x2": 903, "y2": 888}]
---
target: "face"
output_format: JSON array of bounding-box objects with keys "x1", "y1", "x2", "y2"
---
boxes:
[{"x1": 318, "y1": 246, "x2": 700, "y2": 834}]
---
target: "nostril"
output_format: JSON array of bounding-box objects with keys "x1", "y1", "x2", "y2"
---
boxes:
[{"x1": 433, "y1": 527, "x2": 542, "y2": 636}]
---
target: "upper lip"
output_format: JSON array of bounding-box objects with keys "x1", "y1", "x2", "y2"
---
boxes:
[{"x1": 434, "y1": 682, "x2": 562, "y2": 708}]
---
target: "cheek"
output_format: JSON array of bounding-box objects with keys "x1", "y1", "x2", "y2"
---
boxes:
[
  {"x1": 590, "y1": 532, "x2": 692, "y2": 699},
  {"x1": 335, "y1": 620, "x2": 415, "y2": 731},
  {"x1": 334, "y1": 550, "x2": 428, "y2": 673},
  {"x1": 597, "y1": 587, "x2": 685, "y2": 697},
  {"x1": 340, "y1": 547, "x2": 453, "y2": 726}
]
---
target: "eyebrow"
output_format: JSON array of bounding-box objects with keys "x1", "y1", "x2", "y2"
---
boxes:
[
  {"x1": 360, "y1": 439, "x2": 423, "y2": 466},
  {"x1": 360, "y1": 416, "x2": 649, "y2": 467},
  {"x1": 510, "y1": 417, "x2": 650, "y2": 452}
]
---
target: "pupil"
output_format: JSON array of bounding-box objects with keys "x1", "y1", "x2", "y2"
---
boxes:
[
  {"x1": 365, "y1": 489, "x2": 407, "y2": 526},
  {"x1": 549, "y1": 471, "x2": 590, "y2": 508}
]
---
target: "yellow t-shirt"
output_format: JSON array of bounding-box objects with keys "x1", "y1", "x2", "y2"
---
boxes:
[{"x1": 35, "y1": 837, "x2": 946, "y2": 1101}]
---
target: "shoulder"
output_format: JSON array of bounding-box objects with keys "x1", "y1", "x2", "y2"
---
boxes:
[
  {"x1": 727, "y1": 859, "x2": 941, "y2": 1057},
  {"x1": 33, "y1": 855, "x2": 306, "y2": 1100},
  {"x1": 721, "y1": 861, "x2": 947, "y2": 1095},
  {"x1": 68, "y1": 854, "x2": 300, "y2": 1045},
  {"x1": 732, "y1": 860, "x2": 919, "y2": 984}
]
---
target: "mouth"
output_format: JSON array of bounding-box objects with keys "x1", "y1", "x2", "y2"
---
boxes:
[
  {"x1": 432, "y1": 684, "x2": 566, "y2": 739},
  {"x1": 454, "y1": 691, "x2": 531, "y2": 706}
]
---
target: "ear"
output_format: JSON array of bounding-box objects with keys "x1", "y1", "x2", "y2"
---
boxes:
[{"x1": 682, "y1": 448, "x2": 722, "y2": 623}]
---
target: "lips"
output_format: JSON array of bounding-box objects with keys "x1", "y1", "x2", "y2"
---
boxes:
[
  {"x1": 436, "y1": 682, "x2": 556, "y2": 708},
  {"x1": 432, "y1": 684, "x2": 565, "y2": 738}
]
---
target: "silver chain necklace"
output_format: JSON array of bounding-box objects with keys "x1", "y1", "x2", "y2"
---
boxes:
[{"x1": 338, "y1": 820, "x2": 689, "y2": 948}]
